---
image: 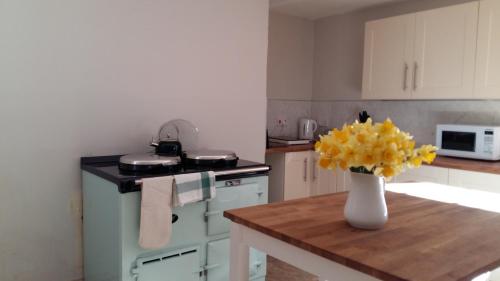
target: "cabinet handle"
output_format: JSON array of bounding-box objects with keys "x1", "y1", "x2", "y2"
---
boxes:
[
  {"x1": 403, "y1": 63, "x2": 409, "y2": 91},
  {"x1": 303, "y1": 158, "x2": 307, "y2": 182},
  {"x1": 413, "y1": 62, "x2": 418, "y2": 91},
  {"x1": 312, "y1": 159, "x2": 317, "y2": 181}
]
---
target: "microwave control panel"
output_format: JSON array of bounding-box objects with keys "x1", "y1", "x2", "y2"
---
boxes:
[{"x1": 483, "y1": 130, "x2": 494, "y2": 154}]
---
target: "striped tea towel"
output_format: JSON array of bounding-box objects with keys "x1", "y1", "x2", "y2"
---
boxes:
[{"x1": 173, "y1": 171, "x2": 216, "y2": 207}]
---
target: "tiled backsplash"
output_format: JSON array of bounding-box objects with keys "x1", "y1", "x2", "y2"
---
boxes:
[
  {"x1": 267, "y1": 99, "x2": 312, "y2": 138},
  {"x1": 268, "y1": 99, "x2": 500, "y2": 145}
]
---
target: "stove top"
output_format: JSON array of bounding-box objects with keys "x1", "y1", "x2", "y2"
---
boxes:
[{"x1": 81, "y1": 155, "x2": 270, "y2": 193}]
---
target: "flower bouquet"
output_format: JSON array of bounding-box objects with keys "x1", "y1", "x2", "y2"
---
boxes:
[{"x1": 315, "y1": 118, "x2": 437, "y2": 229}]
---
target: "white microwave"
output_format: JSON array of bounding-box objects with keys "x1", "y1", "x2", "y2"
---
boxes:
[{"x1": 436, "y1": 124, "x2": 500, "y2": 160}]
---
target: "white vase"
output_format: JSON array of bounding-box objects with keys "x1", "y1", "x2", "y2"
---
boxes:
[{"x1": 344, "y1": 172, "x2": 388, "y2": 230}]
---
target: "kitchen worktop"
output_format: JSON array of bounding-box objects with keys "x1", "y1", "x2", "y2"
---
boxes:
[
  {"x1": 430, "y1": 156, "x2": 500, "y2": 175},
  {"x1": 265, "y1": 142, "x2": 314, "y2": 154},
  {"x1": 266, "y1": 143, "x2": 500, "y2": 175},
  {"x1": 224, "y1": 190, "x2": 500, "y2": 281}
]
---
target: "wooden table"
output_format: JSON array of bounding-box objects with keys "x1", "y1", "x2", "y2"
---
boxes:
[{"x1": 224, "y1": 186, "x2": 500, "y2": 281}]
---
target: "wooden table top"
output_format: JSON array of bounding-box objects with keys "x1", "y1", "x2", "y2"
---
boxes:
[{"x1": 224, "y1": 192, "x2": 500, "y2": 281}]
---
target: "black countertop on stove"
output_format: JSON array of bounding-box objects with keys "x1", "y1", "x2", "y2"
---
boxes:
[{"x1": 81, "y1": 155, "x2": 270, "y2": 193}]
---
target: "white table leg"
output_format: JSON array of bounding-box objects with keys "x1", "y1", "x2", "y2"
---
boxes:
[{"x1": 229, "y1": 223, "x2": 249, "y2": 281}]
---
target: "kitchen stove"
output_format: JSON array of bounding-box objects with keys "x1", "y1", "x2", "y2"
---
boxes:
[{"x1": 81, "y1": 155, "x2": 270, "y2": 281}]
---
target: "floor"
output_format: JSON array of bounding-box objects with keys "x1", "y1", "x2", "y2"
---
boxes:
[{"x1": 267, "y1": 256, "x2": 318, "y2": 281}]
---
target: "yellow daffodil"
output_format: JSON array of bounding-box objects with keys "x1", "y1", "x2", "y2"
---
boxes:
[
  {"x1": 333, "y1": 128, "x2": 349, "y2": 144},
  {"x1": 315, "y1": 118, "x2": 437, "y2": 180},
  {"x1": 319, "y1": 157, "x2": 332, "y2": 169}
]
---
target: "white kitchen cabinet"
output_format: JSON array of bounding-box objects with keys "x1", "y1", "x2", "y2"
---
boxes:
[
  {"x1": 362, "y1": 14, "x2": 415, "y2": 100},
  {"x1": 336, "y1": 170, "x2": 351, "y2": 193},
  {"x1": 392, "y1": 164, "x2": 500, "y2": 195},
  {"x1": 266, "y1": 150, "x2": 344, "y2": 202},
  {"x1": 311, "y1": 153, "x2": 337, "y2": 196},
  {"x1": 267, "y1": 151, "x2": 313, "y2": 202},
  {"x1": 413, "y1": 2, "x2": 478, "y2": 99},
  {"x1": 283, "y1": 151, "x2": 312, "y2": 200},
  {"x1": 362, "y1": 2, "x2": 479, "y2": 100},
  {"x1": 448, "y1": 168, "x2": 500, "y2": 194},
  {"x1": 394, "y1": 165, "x2": 449, "y2": 185},
  {"x1": 475, "y1": 0, "x2": 500, "y2": 98}
]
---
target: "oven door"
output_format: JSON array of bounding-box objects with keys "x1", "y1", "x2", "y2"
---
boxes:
[{"x1": 436, "y1": 125, "x2": 487, "y2": 159}]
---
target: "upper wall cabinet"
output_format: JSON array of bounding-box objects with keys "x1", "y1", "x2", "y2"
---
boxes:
[
  {"x1": 362, "y1": 2, "x2": 479, "y2": 100},
  {"x1": 475, "y1": 0, "x2": 500, "y2": 98},
  {"x1": 414, "y1": 3, "x2": 478, "y2": 99},
  {"x1": 362, "y1": 14, "x2": 415, "y2": 100}
]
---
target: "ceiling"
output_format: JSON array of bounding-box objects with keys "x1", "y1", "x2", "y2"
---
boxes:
[{"x1": 270, "y1": 0, "x2": 408, "y2": 20}]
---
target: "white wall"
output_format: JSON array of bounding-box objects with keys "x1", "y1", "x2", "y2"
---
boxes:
[
  {"x1": 267, "y1": 12, "x2": 314, "y2": 100},
  {"x1": 0, "y1": 1, "x2": 269, "y2": 280}
]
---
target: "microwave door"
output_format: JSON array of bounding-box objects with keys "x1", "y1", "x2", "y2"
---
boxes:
[{"x1": 441, "y1": 131, "x2": 476, "y2": 152}]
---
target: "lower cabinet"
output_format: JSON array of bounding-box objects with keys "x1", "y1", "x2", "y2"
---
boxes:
[
  {"x1": 394, "y1": 165, "x2": 449, "y2": 184},
  {"x1": 311, "y1": 153, "x2": 336, "y2": 196},
  {"x1": 394, "y1": 165, "x2": 500, "y2": 195},
  {"x1": 206, "y1": 238, "x2": 266, "y2": 281},
  {"x1": 448, "y1": 168, "x2": 500, "y2": 193},
  {"x1": 267, "y1": 150, "x2": 500, "y2": 201},
  {"x1": 283, "y1": 151, "x2": 313, "y2": 200},
  {"x1": 266, "y1": 150, "x2": 350, "y2": 202}
]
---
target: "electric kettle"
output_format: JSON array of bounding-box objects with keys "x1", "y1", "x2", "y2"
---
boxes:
[{"x1": 299, "y1": 118, "x2": 318, "y2": 140}]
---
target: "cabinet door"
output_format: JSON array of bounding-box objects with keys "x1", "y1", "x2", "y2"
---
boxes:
[
  {"x1": 336, "y1": 169, "x2": 352, "y2": 192},
  {"x1": 448, "y1": 169, "x2": 500, "y2": 194},
  {"x1": 413, "y1": 2, "x2": 478, "y2": 99},
  {"x1": 362, "y1": 14, "x2": 415, "y2": 100},
  {"x1": 284, "y1": 151, "x2": 311, "y2": 200},
  {"x1": 394, "y1": 165, "x2": 449, "y2": 185},
  {"x1": 311, "y1": 153, "x2": 336, "y2": 196},
  {"x1": 475, "y1": 0, "x2": 500, "y2": 98}
]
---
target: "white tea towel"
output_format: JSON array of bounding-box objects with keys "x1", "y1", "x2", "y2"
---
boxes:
[
  {"x1": 173, "y1": 171, "x2": 216, "y2": 207},
  {"x1": 139, "y1": 176, "x2": 174, "y2": 249}
]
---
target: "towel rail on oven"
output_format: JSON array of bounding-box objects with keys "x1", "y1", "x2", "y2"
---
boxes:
[{"x1": 134, "y1": 166, "x2": 270, "y2": 186}]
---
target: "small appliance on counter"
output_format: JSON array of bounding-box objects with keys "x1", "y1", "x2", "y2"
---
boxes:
[
  {"x1": 299, "y1": 118, "x2": 318, "y2": 140},
  {"x1": 436, "y1": 124, "x2": 500, "y2": 160}
]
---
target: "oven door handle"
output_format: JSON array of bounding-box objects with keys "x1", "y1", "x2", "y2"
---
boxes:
[
  {"x1": 204, "y1": 210, "x2": 222, "y2": 217},
  {"x1": 204, "y1": 263, "x2": 221, "y2": 270}
]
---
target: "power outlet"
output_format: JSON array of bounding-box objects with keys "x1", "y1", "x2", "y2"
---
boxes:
[{"x1": 276, "y1": 118, "x2": 287, "y2": 128}]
